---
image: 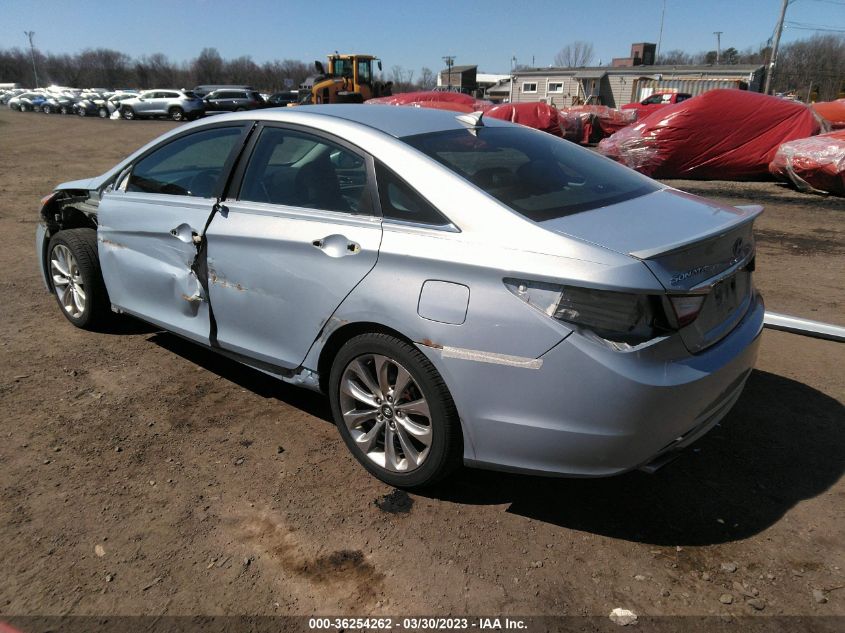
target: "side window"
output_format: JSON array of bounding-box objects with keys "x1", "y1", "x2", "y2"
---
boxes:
[
  {"x1": 238, "y1": 127, "x2": 373, "y2": 215},
  {"x1": 127, "y1": 127, "x2": 243, "y2": 197},
  {"x1": 375, "y1": 163, "x2": 450, "y2": 227}
]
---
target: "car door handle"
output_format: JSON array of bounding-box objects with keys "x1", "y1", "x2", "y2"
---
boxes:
[{"x1": 311, "y1": 234, "x2": 360, "y2": 257}]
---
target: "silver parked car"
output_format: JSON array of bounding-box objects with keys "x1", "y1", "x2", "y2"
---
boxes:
[
  {"x1": 120, "y1": 89, "x2": 205, "y2": 121},
  {"x1": 34, "y1": 106, "x2": 764, "y2": 488}
]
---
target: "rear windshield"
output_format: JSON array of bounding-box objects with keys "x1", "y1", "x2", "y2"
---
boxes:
[{"x1": 402, "y1": 127, "x2": 657, "y2": 222}]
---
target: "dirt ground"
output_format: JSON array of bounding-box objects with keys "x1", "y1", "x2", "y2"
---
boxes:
[{"x1": 0, "y1": 109, "x2": 843, "y2": 622}]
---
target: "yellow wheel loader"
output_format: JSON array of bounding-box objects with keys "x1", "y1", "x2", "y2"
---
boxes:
[{"x1": 296, "y1": 54, "x2": 393, "y2": 105}]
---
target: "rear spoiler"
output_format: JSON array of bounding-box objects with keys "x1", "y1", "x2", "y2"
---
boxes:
[{"x1": 629, "y1": 204, "x2": 763, "y2": 261}]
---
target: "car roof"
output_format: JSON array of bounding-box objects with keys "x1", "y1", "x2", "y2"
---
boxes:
[{"x1": 256, "y1": 104, "x2": 512, "y2": 138}]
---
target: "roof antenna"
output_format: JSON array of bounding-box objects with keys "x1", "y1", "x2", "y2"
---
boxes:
[{"x1": 455, "y1": 110, "x2": 485, "y2": 135}]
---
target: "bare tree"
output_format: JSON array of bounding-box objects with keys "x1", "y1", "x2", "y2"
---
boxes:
[
  {"x1": 774, "y1": 34, "x2": 845, "y2": 100},
  {"x1": 419, "y1": 67, "x2": 435, "y2": 90},
  {"x1": 656, "y1": 49, "x2": 693, "y2": 65},
  {"x1": 390, "y1": 65, "x2": 416, "y2": 92},
  {"x1": 192, "y1": 48, "x2": 224, "y2": 84},
  {"x1": 554, "y1": 41, "x2": 595, "y2": 67},
  {"x1": 135, "y1": 53, "x2": 182, "y2": 89}
]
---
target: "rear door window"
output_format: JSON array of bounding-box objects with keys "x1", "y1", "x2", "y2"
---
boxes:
[{"x1": 238, "y1": 126, "x2": 373, "y2": 215}]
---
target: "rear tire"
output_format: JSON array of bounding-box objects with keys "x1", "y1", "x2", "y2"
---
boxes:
[
  {"x1": 329, "y1": 333, "x2": 462, "y2": 489},
  {"x1": 47, "y1": 228, "x2": 112, "y2": 330},
  {"x1": 77, "y1": 107, "x2": 87, "y2": 117},
  {"x1": 169, "y1": 106, "x2": 185, "y2": 121},
  {"x1": 98, "y1": 107, "x2": 108, "y2": 118}
]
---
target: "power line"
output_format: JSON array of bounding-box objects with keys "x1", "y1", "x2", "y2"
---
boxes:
[
  {"x1": 786, "y1": 20, "x2": 845, "y2": 31},
  {"x1": 787, "y1": 25, "x2": 845, "y2": 31}
]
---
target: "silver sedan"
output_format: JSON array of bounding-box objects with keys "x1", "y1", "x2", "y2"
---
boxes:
[{"x1": 35, "y1": 105, "x2": 764, "y2": 488}]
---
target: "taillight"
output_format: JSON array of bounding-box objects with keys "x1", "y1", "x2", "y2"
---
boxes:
[
  {"x1": 668, "y1": 295, "x2": 706, "y2": 328},
  {"x1": 504, "y1": 278, "x2": 666, "y2": 347}
]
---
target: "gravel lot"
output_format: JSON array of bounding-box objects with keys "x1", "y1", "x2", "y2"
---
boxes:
[{"x1": 0, "y1": 109, "x2": 842, "y2": 622}]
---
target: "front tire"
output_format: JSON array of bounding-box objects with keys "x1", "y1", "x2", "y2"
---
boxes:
[
  {"x1": 47, "y1": 229, "x2": 111, "y2": 329},
  {"x1": 329, "y1": 333, "x2": 462, "y2": 489},
  {"x1": 121, "y1": 106, "x2": 135, "y2": 120},
  {"x1": 77, "y1": 107, "x2": 87, "y2": 117},
  {"x1": 98, "y1": 107, "x2": 108, "y2": 118},
  {"x1": 169, "y1": 106, "x2": 185, "y2": 121}
]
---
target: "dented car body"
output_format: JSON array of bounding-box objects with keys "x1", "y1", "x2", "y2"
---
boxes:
[{"x1": 36, "y1": 105, "x2": 764, "y2": 485}]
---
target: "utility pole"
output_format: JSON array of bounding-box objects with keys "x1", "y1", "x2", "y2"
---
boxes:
[
  {"x1": 713, "y1": 31, "x2": 723, "y2": 64},
  {"x1": 656, "y1": 0, "x2": 666, "y2": 62},
  {"x1": 508, "y1": 55, "x2": 516, "y2": 103},
  {"x1": 24, "y1": 31, "x2": 39, "y2": 88},
  {"x1": 442, "y1": 55, "x2": 455, "y2": 92},
  {"x1": 764, "y1": 0, "x2": 789, "y2": 95}
]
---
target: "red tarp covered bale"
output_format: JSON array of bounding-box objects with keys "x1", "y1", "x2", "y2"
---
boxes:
[
  {"x1": 769, "y1": 130, "x2": 845, "y2": 196},
  {"x1": 597, "y1": 89, "x2": 823, "y2": 180},
  {"x1": 403, "y1": 101, "x2": 477, "y2": 113},
  {"x1": 366, "y1": 91, "x2": 491, "y2": 111},
  {"x1": 562, "y1": 105, "x2": 637, "y2": 142},
  {"x1": 483, "y1": 102, "x2": 565, "y2": 137},
  {"x1": 812, "y1": 99, "x2": 845, "y2": 130}
]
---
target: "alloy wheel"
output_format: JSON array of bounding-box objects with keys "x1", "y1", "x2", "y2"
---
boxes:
[
  {"x1": 50, "y1": 244, "x2": 86, "y2": 318},
  {"x1": 339, "y1": 354, "x2": 433, "y2": 473}
]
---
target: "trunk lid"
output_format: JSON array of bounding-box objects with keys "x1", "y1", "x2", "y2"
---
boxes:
[{"x1": 540, "y1": 187, "x2": 762, "y2": 352}]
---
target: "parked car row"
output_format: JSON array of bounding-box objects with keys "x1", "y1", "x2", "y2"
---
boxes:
[
  {"x1": 2, "y1": 87, "x2": 142, "y2": 118},
  {"x1": 2, "y1": 85, "x2": 302, "y2": 121}
]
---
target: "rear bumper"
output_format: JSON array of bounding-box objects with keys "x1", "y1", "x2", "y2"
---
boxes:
[{"x1": 422, "y1": 293, "x2": 765, "y2": 477}]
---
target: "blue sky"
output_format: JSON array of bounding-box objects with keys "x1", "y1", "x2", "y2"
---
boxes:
[{"x1": 1, "y1": 0, "x2": 842, "y2": 73}]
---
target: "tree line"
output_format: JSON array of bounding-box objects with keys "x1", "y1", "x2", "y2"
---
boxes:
[{"x1": 0, "y1": 46, "x2": 435, "y2": 93}]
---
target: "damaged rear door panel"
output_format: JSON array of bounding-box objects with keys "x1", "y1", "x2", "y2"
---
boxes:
[
  {"x1": 97, "y1": 124, "x2": 250, "y2": 343},
  {"x1": 203, "y1": 123, "x2": 383, "y2": 370}
]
